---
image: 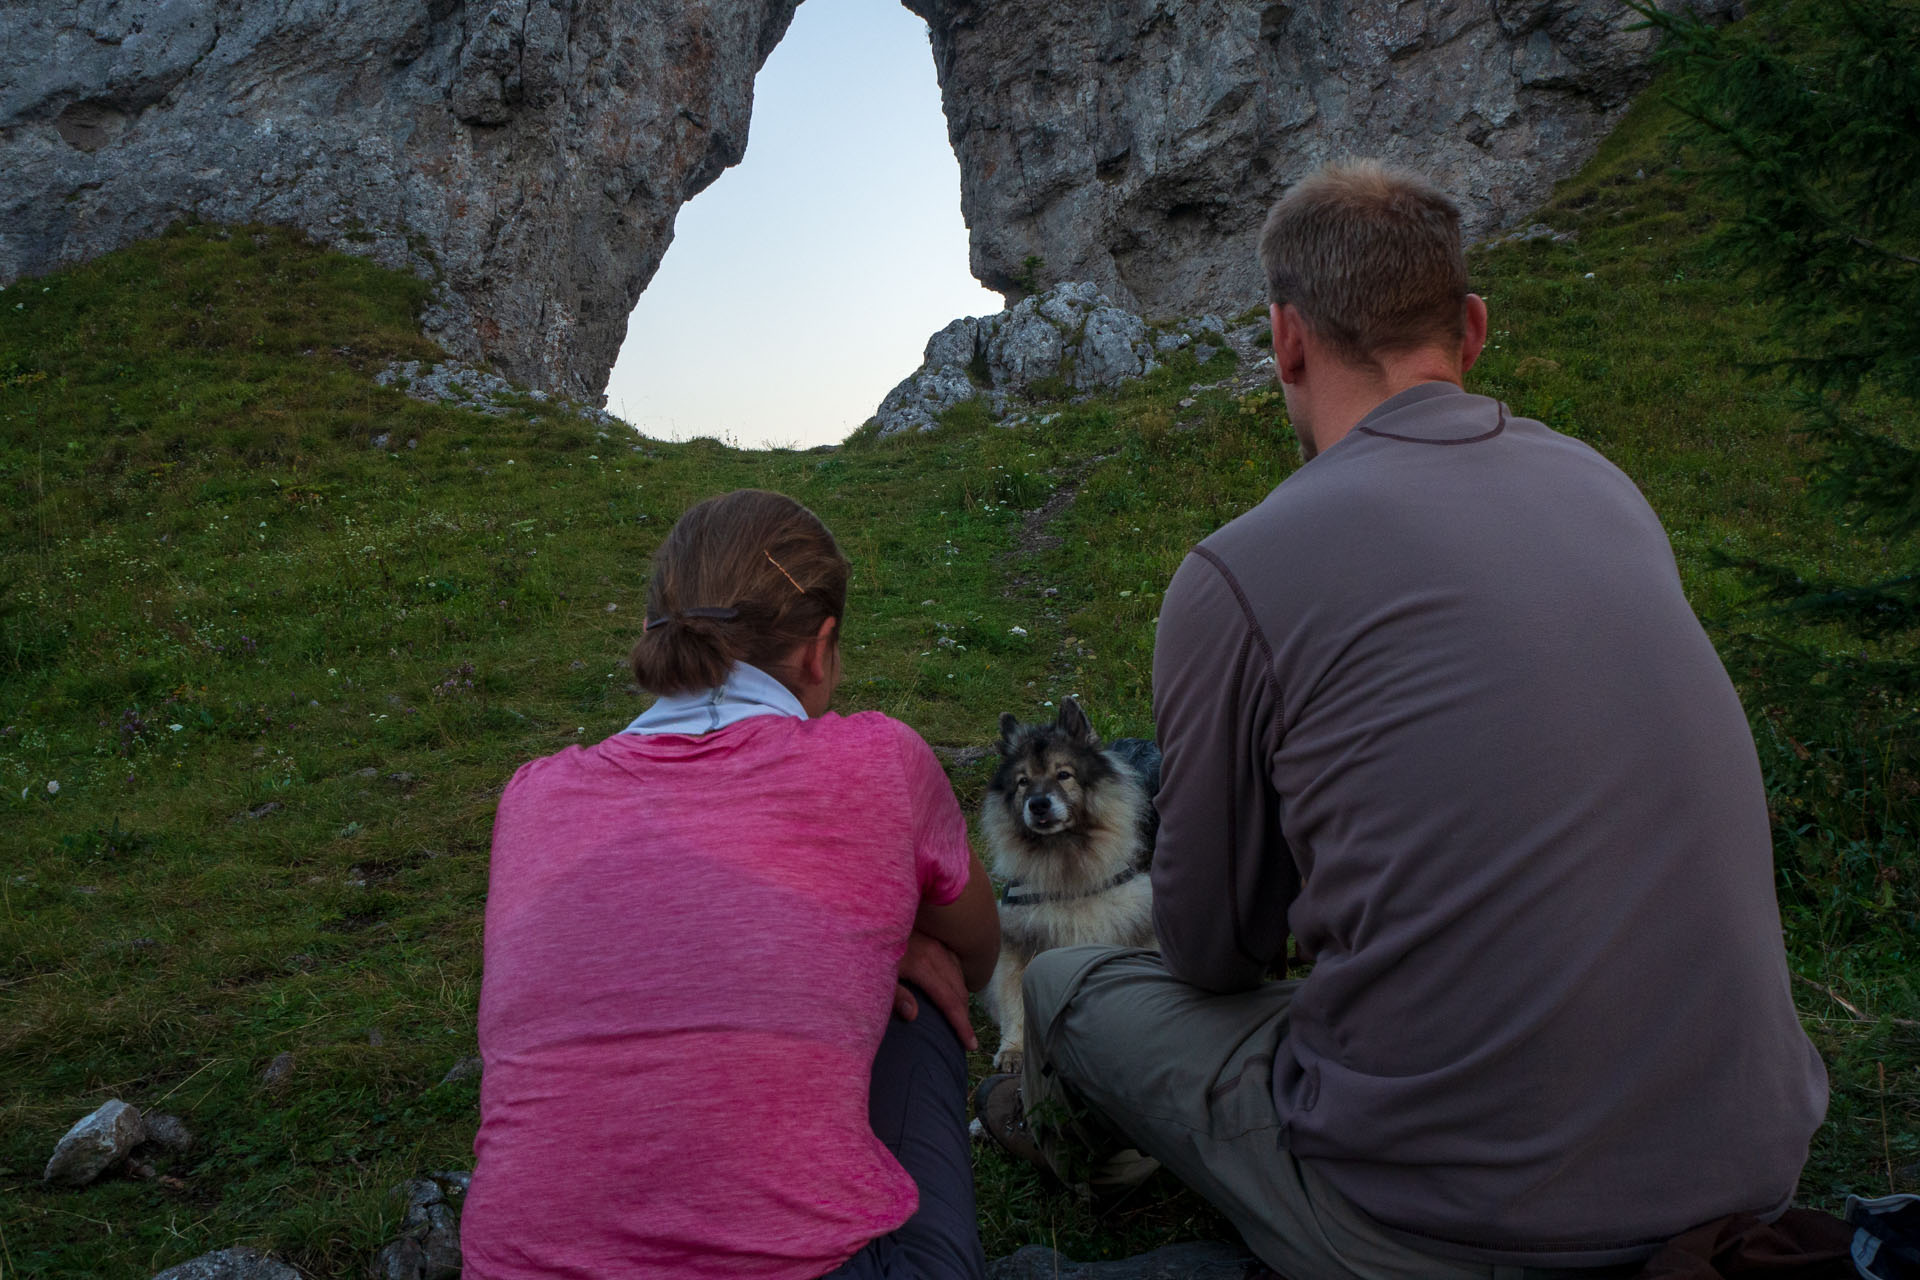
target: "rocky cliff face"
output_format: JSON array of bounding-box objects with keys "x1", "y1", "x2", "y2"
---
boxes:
[
  {"x1": 905, "y1": 0, "x2": 1733, "y2": 317},
  {"x1": 0, "y1": 1, "x2": 1724, "y2": 401},
  {"x1": 0, "y1": 0, "x2": 799, "y2": 401}
]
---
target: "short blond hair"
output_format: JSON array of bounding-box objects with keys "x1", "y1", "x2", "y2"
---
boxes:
[{"x1": 1258, "y1": 160, "x2": 1468, "y2": 366}]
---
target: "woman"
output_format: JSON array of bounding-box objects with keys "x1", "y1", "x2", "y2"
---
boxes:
[{"x1": 464, "y1": 489, "x2": 999, "y2": 1279}]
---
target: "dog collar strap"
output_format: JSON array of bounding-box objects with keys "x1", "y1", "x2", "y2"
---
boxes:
[{"x1": 1000, "y1": 866, "x2": 1140, "y2": 906}]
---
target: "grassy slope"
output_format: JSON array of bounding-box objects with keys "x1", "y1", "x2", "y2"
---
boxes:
[{"x1": 1, "y1": 92, "x2": 1914, "y2": 1278}]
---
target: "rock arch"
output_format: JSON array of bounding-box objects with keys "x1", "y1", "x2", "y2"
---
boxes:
[{"x1": 0, "y1": 1, "x2": 1726, "y2": 402}]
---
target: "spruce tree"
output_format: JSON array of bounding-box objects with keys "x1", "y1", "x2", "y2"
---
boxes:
[{"x1": 1634, "y1": 0, "x2": 1919, "y2": 932}]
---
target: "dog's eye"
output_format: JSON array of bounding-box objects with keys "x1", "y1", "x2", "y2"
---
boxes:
[
  {"x1": 1055, "y1": 769, "x2": 1073, "y2": 782},
  {"x1": 1014, "y1": 777, "x2": 1029, "y2": 789}
]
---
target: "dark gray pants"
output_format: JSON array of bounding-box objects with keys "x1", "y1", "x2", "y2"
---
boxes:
[
  {"x1": 821, "y1": 987, "x2": 987, "y2": 1280},
  {"x1": 1021, "y1": 947, "x2": 1644, "y2": 1280}
]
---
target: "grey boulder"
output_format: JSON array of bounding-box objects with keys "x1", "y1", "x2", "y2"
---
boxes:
[
  {"x1": 873, "y1": 282, "x2": 1220, "y2": 436},
  {"x1": 371, "y1": 1172, "x2": 467, "y2": 1280},
  {"x1": 142, "y1": 1112, "x2": 195, "y2": 1155},
  {"x1": 44, "y1": 1098, "x2": 145, "y2": 1187},
  {"x1": 152, "y1": 1249, "x2": 302, "y2": 1280}
]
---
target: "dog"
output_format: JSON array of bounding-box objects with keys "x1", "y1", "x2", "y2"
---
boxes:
[{"x1": 980, "y1": 697, "x2": 1160, "y2": 1073}]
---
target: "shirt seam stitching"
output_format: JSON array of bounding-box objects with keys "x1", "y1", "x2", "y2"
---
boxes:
[
  {"x1": 1354, "y1": 399, "x2": 1507, "y2": 446},
  {"x1": 1188, "y1": 546, "x2": 1283, "y2": 730}
]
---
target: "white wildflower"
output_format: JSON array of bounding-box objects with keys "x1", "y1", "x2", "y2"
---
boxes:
[
  {"x1": 168, "y1": 723, "x2": 184, "y2": 732},
  {"x1": 45, "y1": 780, "x2": 59, "y2": 795},
  {"x1": 1009, "y1": 626, "x2": 1028, "y2": 637}
]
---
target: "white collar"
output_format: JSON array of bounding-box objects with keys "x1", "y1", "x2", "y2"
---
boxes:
[{"x1": 622, "y1": 662, "x2": 807, "y2": 736}]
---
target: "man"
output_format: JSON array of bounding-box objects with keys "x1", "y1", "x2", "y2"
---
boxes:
[{"x1": 976, "y1": 160, "x2": 1828, "y2": 1279}]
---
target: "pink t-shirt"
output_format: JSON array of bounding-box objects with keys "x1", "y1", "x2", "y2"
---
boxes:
[{"x1": 463, "y1": 711, "x2": 972, "y2": 1280}]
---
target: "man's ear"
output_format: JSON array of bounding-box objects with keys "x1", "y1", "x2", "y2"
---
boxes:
[
  {"x1": 1458, "y1": 293, "x2": 1489, "y2": 375},
  {"x1": 1271, "y1": 302, "x2": 1309, "y2": 387}
]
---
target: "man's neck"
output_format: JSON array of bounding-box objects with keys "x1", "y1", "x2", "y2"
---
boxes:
[{"x1": 1300, "y1": 355, "x2": 1462, "y2": 458}]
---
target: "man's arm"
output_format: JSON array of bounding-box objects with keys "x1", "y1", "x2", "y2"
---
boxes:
[{"x1": 1151, "y1": 550, "x2": 1297, "y2": 992}]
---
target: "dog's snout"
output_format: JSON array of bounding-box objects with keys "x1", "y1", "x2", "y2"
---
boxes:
[{"x1": 1026, "y1": 795, "x2": 1050, "y2": 814}]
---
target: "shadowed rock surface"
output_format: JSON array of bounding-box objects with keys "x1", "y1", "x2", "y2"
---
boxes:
[
  {"x1": 371, "y1": 1172, "x2": 469, "y2": 1280},
  {"x1": 0, "y1": 0, "x2": 801, "y2": 401},
  {"x1": 875, "y1": 281, "x2": 1222, "y2": 434},
  {"x1": 903, "y1": 0, "x2": 1735, "y2": 317},
  {"x1": 0, "y1": 1, "x2": 1728, "y2": 401}
]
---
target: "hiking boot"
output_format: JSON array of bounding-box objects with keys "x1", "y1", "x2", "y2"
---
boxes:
[
  {"x1": 972, "y1": 1072, "x2": 1163, "y2": 1194},
  {"x1": 972, "y1": 1073, "x2": 1046, "y2": 1171}
]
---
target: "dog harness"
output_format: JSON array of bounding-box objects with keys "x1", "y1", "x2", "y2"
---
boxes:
[{"x1": 1000, "y1": 866, "x2": 1141, "y2": 906}]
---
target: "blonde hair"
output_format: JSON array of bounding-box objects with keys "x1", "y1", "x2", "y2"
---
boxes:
[
  {"x1": 1258, "y1": 159, "x2": 1468, "y2": 366},
  {"x1": 628, "y1": 490, "x2": 849, "y2": 696}
]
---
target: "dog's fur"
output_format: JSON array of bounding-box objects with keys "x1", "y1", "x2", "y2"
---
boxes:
[{"x1": 981, "y1": 698, "x2": 1159, "y2": 1072}]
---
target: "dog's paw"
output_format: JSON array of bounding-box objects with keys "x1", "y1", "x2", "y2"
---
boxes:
[{"x1": 993, "y1": 1043, "x2": 1025, "y2": 1075}]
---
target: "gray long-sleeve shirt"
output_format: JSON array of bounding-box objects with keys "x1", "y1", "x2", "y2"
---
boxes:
[{"x1": 1150, "y1": 381, "x2": 1827, "y2": 1267}]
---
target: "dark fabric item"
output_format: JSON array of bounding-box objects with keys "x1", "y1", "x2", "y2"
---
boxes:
[
  {"x1": 1847, "y1": 1194, "x2": 1920, "y2": 1280},
  {"x1": 1147, "y1": 381, "x2": 1828, "y2": 1264},
  {"x1": 1631, "y1": 1209, "x2": 1853, "y2": 1279},
  {"x1": 1102, "y1": 737, "x2": 1163, "y2": 850},
  {"x1": 820, "y1": 989, "x2": 986, "y2": 1280}
]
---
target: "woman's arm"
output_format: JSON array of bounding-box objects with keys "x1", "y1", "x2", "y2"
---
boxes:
[{"x1": 914, "y1": 849, "x2": 999, "y2": 992}]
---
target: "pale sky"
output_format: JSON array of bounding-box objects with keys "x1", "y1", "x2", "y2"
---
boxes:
[{"x1": 603, "y1": 0, "x2": 1002, "y2": 450}]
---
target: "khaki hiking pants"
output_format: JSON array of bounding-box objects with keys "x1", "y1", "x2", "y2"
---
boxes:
[{"x1": 1019, "y1": 946, "x2": 1643, "y2": 1280}]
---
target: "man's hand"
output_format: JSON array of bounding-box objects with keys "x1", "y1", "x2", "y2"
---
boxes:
[{"x1": 893, "y1": 930, "x2": 978, "y2": 1051}]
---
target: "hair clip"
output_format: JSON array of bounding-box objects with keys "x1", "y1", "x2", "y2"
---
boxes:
[{"x1": 764, "y1": 550, "x2": 805, "y2": 594}]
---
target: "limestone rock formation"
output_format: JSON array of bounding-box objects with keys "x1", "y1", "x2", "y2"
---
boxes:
[
  {"x1": 873, "y1": 281, "x2": 1227, "y2": 435},
  {"x1": 0, "y1": 0, "x2": 1729, "y2": 403},
  {"x1": 905, "y1": 0, "x2": 1736, "y2": 317},
  {"x1": 0, "y1": 0, "x2": 801, "y2": 401}
]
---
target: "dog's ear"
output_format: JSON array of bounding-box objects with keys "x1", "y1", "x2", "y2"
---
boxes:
[
  {"x1": 997, "y1": 712, "x2": 1020, "y2": 753},
  {"x1": 1057, "y1": 697, "x2": 1097, "y2": 744}
]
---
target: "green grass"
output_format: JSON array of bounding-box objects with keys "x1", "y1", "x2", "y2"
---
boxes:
[{"x1": 2, "y1": 84, "x2": 1916, "y2": 1277}]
